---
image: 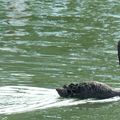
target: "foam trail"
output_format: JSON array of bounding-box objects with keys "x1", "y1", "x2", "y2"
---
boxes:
[{"x1": 0, "y1": 86, "x2": 120, "y2": 115}]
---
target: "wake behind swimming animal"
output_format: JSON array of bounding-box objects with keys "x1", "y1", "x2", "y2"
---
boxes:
[{"x1": 56, "y1": 41, "x2": 120, "y2": 99}]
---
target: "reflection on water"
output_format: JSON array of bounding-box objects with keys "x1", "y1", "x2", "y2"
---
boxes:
[
  {"x1": 0, "y1": 0, "x2": 120, "y2": 119},
  {"x1": 0, "y1": 86, "x2": 120, "y2": 115},
  {"x1": 5, "y1": 0, "x2": 30, "y2": 26},
  {"x1": 0, "y1": 0, "x2": 120, "y2": 87}
]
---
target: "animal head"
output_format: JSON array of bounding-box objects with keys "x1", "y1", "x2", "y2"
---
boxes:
[{"x1": 56, "y1": 88, "x2": 69, "y2": 97}]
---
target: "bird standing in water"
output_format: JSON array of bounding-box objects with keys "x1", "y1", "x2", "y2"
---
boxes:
[{"x1": 56, "y1": 41, "x2": 120, "y2": 99}]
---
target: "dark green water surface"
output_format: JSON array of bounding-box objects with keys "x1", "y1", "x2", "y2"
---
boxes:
[{"x1": 0, "y1": 0, "x2": 120, "y2": 119}]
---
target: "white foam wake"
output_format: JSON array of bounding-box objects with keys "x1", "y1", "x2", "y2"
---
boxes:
[{"x1": 0, "y1": 86, "x2": 120, "y2": 115}]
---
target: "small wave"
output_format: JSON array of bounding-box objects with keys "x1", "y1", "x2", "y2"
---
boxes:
[{"x1": 0, "y1": 86, "x2": 120, "y2": 115}]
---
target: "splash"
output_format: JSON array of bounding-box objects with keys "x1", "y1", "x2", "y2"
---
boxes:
[{"x1": 0, "y1": 86, "x2": 120, "y2": 115}]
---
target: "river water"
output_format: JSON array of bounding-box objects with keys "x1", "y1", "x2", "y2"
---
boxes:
[{"x1": 0, "y1": 0, "x2": 120, "y2": 120}]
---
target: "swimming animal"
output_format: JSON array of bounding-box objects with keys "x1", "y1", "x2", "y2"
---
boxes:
[{"x1": 56, "y1": 41, "x2": 120, "y2": 99}]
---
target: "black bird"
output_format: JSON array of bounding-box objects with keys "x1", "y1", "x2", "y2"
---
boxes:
[
  {"x1": 56, "y1": 41, "x2": 120, "y2": 99},
  {"x1": 118, "y1": 41, "x2": 120, "y2": 65}
]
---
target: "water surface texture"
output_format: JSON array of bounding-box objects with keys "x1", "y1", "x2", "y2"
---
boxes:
[
  {"x1": 0, "y1": 86, "x2": 120, "y2": 115},
  {"x1": 0, "y1": 0, "x2": 120, "y2": 120}
]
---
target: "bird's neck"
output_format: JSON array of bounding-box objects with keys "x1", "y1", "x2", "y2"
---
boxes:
[{"x1": 118, "y1": 41, "x2": 120, "y2": 65}]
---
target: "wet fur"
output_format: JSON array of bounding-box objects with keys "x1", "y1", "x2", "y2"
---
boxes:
[{"x1": 56, "y1": 81, "x2": 119, "y2": 99}]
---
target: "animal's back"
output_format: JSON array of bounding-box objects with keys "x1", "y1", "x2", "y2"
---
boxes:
[
  {"x1": 56, "y1": 81, "x2": 117, "y2": 99},
  {"x1": 74, "y1": 81, "x2": 115, "y2": 99}
]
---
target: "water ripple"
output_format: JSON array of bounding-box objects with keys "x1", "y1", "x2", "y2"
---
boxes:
[{"x1": 0, "y1": 86, "x2": 120, "y2": 115}]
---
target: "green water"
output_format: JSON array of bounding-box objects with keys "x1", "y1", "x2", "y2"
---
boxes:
[{"x1": 0, "y1": 0, "x2": 120, "y2": 119}]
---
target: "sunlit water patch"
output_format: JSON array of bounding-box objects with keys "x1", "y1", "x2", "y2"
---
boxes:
[{"x1": 0, "y1": 86, "x2": 120, "y2": 115}]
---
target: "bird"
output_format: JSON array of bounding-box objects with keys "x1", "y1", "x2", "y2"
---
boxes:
[
  {"x1": 56, "y1": 41, "x2": 120, "y2": 99},
  {"x1": 118, "y1": 41, "x2": 120, "y2": 65}
]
